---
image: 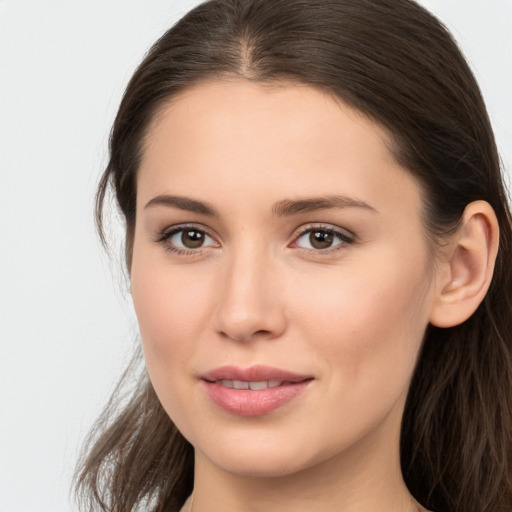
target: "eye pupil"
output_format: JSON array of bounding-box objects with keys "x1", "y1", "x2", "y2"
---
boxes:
[
  {"x1": 310, "y1": 230, "x2": 333, "y2": 249},
  {"x1": 182, "y1": 230, "x2": 204, "y2": 248}
]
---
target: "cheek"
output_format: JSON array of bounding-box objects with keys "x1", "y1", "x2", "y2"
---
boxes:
[
  {"x1": 130, "y1": 259, "x2": 219, "y2": 434},
  {"x1": 284, "y1": 261, "x2": 432, "y2": 455},
  {"x1": 291, "y1": 258, "x2": 431, "y2": 380},
  {"x1": 131, "y1": 257, "x2": 215, "y2": 367}
]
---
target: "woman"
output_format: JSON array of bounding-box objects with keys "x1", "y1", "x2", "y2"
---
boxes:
[{"x1": 75, "y1": 1, "x2": 512, "y2": 511}]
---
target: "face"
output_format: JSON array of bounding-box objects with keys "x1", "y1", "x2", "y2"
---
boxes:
[{"x1": 131, "y1": 80, "x2": 437, "y2": 478}]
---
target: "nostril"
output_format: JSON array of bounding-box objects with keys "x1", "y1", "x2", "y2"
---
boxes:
[
  {"x1": 254, "y1": 329, "x2": 272, "y2": 337},
  {"x1": 218, "y1": 328, "x2": 275, "y2": 343}
]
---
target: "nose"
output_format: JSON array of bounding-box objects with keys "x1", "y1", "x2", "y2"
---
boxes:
[{"x1": 214, "y1": 248, "x2": 287, "y2": 343}]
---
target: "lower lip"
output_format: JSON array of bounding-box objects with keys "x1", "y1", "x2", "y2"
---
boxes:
[{"x1": 202, "y1": 380, "x2": 311, "y2": 416}]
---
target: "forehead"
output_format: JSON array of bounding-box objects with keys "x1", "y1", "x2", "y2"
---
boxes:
[
  {"x1": 143, "y1": 79, "x2": 396, "y2": 165},
  {"x1": 138, "y1": 79, "x2": 421, "y2": 220}
]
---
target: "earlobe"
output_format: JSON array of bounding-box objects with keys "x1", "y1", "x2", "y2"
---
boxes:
[{"x1": 429, "y1": 200, "x2": 499, "y2": 328}]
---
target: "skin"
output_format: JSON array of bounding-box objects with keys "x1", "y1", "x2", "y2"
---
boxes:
[{"x1": 131, "y1": 79, "x2": 456, "y2": 512}]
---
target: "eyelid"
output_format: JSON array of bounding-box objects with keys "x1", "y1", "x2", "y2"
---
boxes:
[
  {"x1": 154, "y1": 223, "x2": 220, "y2": 254},
  {"x1": 153, "y1": 222, "x2": 355, "y2": 256},
  {"x1": 289, "y1": 223, "x2": 356, "y2": 252}
]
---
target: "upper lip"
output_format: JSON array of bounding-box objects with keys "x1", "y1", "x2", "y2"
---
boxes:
[{"x1": 201, "y1": 365, "x2": 313, "y2": 383}]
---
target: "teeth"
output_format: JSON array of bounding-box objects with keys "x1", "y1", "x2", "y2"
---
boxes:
[
  {"x1": 218, "y1": 380, "x2": 284, "y2": 390},
  {"x1": 249, "y1": 381, "x2": 268, "y2": 390}
]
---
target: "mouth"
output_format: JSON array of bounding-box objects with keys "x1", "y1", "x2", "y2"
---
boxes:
[
  {"x1": 201, "y1": 364, "x2": 312, "y2": 383},
  {"x1": 200, "y1": 365, "x2": 313, "y2": 416},
  {"x1": 212, "y1": 379, "x2": 287, "y2": 390}
]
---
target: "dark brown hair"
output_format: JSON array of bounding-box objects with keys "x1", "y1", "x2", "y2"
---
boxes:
[{"x1": 75, "y1": 1, "x2": 512, "y2": 511}]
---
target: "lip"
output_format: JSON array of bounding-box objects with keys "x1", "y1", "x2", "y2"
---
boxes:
[
  {"x1": 201, "y1": 365, "x2": 313, "y2": 416},
  {"x1": 202, "y1": 364, "x2": 311, "y2": 383}
]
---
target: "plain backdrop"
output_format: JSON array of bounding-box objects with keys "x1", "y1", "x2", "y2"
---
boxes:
[{"x1": 0, "y1": 1, "x2": 511, "y2": 511}]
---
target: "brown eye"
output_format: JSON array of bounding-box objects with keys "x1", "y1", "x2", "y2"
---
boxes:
[
  {"x1": 309, "y1": 230, "x2": 334, "y2": 249},
  {"x1": 294, "y1": 227, "x2": 353, "y2": 252},
  {"x1": 165, "y1": 227, "x2": 218, "y2": 252},
  {"x1": 181, "y1": 230, "x2": 205, "y2": 248}
]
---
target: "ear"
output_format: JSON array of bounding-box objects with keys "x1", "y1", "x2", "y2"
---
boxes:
[{"x1": 429, "y1": 200, "x2": 499, "y2": 328}]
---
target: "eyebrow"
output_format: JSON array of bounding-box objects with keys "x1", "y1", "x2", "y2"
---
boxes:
[
  {"x1": 144, "y1": 195, "x2": 218, "y2": 216},
  {"x1": 272, "y1": 196, "x2": 377, "y2": 216},
  {"x1": 144, "y1": 194, "x2": 377, "y2": 217}
]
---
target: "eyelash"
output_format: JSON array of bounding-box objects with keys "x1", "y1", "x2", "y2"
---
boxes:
[
  {"x1": 291, "y1": 224, "x2": 355, "y2": 255},
  {"x1": 154, "y1": 223, "x2": 356, "y2": 256},
  {"x1": 154, "y1": 224, "x2": 219, "y2": 256}
]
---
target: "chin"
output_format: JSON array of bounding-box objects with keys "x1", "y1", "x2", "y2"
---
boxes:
[
  {"x1": 193, "y1": 427, "x2": 338, "y2": 479},
  {"x1": 208, "y1": 449, "x2": 315, "y2": 478}
]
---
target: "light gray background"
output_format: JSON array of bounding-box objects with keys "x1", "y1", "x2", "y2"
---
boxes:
[{"x1": 0, "y1": 1, "x2": 511, "y2": 511}]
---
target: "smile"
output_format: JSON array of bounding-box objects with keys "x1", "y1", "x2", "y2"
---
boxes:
[
  {"x1": 216, "y1": 379, "x2": 283, "y2": 390},
  {"x1": 201, "y1": 365, "x2": 313, "y2": 416}
]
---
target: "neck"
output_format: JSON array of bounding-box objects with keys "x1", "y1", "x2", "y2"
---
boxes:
[{"x1": 191, "y1": 401, "x2": 421, "y2": 512}]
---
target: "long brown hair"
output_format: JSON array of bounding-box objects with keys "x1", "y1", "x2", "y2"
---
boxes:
[{"x1": 75, "y1": 1, "x2": 512, "y2": 511}]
